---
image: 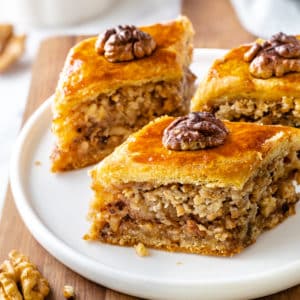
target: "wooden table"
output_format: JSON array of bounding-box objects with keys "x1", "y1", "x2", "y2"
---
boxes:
[{"x1": 1, "y1": 0, "x2": 299, "y2": 299}]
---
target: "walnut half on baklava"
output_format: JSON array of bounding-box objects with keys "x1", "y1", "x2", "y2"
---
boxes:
[
  {"x1": 191, "y1": 33, "x2": 300, "y2": 126},
  {"x1": 51, "y1": 16, "x2": 195, "y2": 172},
  {"x1": 86, "y1": 114, "x2": 300, "y2": 256}
]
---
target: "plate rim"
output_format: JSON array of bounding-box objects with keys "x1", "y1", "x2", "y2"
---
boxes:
[{"x1": 9, "y1": 48, "x2": 300, "y2": 299}]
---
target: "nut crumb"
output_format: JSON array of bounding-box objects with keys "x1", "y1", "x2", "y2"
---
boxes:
[
  {"x1": 34, "y1": 160, "x2": 42, "y2": 166},
  {"x1": 176, "y1": 261, "x2": 183, "y2": 265},
  {"x1": 134, "y1": 243, "x2": 149, "y2": 257},
  {"x1": 0, "y1": 250, "x2": 50, "y2": 300},
  {"x1": 0, "y1": 24, "x2": 13, "y2": 53},
  {"x1": 63, "y1": 285, "x2": 75, "y2": 299}
]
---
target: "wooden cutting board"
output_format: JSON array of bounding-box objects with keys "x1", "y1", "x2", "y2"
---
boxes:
[{"x1": 1, "y1": 0, "x2": 299, "y2": 299}]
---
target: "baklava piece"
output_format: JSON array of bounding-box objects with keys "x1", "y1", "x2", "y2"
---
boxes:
[
  {"x1": 51, "y1": 16, "x2": 195, "y2": 172},
  {"x1": 191, "y1": 32, "x2": 300, "y2": 126},
  {"x1": 86, "y1": 113, "x2": 300, "y2": 256}
]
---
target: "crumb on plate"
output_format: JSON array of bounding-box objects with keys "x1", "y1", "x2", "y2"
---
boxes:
[
  {"x1": 134, "y1": 242, "x2": 149, "y2": 257},
  {"x1": 63, "y1": 285, "x2": 75, "y2": 299}
]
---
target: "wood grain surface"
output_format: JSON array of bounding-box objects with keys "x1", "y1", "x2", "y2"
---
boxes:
[
  {"x1": 182, "y1": 0, "x2": 256, "y2": 48},
  {"x1": 0, "y1": 1, "x2": 299, "y2": 299}
]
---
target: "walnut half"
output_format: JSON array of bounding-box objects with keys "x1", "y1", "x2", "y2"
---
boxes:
[
  {"x1": 162, "y1": 112, "x2": 229, "y2": 151},
  {"x1": 244, "y1": 32, "x2": 300, "y2": 79},
  {"x1": 95, "y1": 25, "x2": 156, "y2": 62},
  {"x1": 0, "y1": 24, "x2": 13, "y2": 54},
  {"x1": 0, "y1": 23, "x2": 26, "y2": 73},
  {"x1": 0, "y1": 250, "x2": 50, "y2": 300}
]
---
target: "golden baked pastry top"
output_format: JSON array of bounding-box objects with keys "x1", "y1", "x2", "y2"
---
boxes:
[
  {"x1": 91, "y1": 116, "x2": 300, "y2": 189},
  {"x1": 191, "y1": 36, "x2": 300, "y2": 111},
  {"x1": 54, "y1": 16, "x2": 194, "y2": 108}
]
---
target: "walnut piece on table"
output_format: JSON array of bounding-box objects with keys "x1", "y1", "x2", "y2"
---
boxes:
[
  {"x1": 63, "y1": 285, "x2": 75, "y2": 299},
  {"x1": 0, "y1": 24, "x2": 26, "y2": 73},
  {"x1": 244, "y1": 32, "x2": 300, "y2": 78},
  {"x1": 134, "y1": 243, "x2": 149, "y2": 257},
  {"x1": 0, "y1": 24, "x2": 13, "y2": 53},
  {"x1": 0, "y1": 250, "x2": 50, "y2": 300},
  {"x1": 0, "y1": 271, "x2": 23, "y2": 300}
]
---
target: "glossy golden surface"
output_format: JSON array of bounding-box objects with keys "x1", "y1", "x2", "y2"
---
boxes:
[
  {"x1": 91, "y1": 116, "x2": 300, "y2": 189},
  {"x1": 54, "y1": 16, "x2": 194, "y2": 108},
  {"x1": 191, "y1": 36, "x2": 300, "y2": 111}
]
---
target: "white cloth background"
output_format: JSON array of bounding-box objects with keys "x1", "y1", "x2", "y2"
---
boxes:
[
  {"x1": 0, "y1": 0, "x2": 180, "y2": 217},
  {"x1": 231, "y1": 0, "x2": 300, "y2": 38}
]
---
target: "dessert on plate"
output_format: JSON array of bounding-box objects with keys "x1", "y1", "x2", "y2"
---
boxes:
[
  {"x1": 86, "y1": 112, "x2": 300, "y2": 256},
  {"x1": 191, "y1": 32, "x2": 300, "y2": 126},
  {"x1": 51, "y1": 16, "x2": 196, "y2": 172}
]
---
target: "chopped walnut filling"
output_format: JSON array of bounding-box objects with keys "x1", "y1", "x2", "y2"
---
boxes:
[
  {"x1": 73, "y1": 80, "x2": 188, "y2": 147},
  {"x1": 244, "y1": 32, "x2": 300, "y2": 78},
  {"x1": 95, "y1": 25, "x2": 156, "y2": 62},
  {"x1": 0, "y1": 250, "x2": 50, "y2": 300},
  {"x1": 210, "y1": 97, "x2": 300, "y2": 126},
  {"x1": 162, "y1": 112, "x2": 228, "y2": 150}
]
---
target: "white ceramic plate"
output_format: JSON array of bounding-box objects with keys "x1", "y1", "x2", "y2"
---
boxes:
[{"x1": 10, "y1": 49, "x2": 300, "y2": 300}]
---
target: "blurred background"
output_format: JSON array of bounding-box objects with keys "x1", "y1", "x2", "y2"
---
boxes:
[{"x1": 0, "y1": 0, "x2": 300, "y2": 214}]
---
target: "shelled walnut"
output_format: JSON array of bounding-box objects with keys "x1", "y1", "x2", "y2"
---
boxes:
[
  {"x1": 95, "y1": 25, "x2": 156, "y2": 62},
  {"x1": 63, "y1": 285, "x2": 75, "y2": 299},
  {"x1": 0, "y1": 24, "x2": 26, "y2": 73},
  {"x1": 244, "y1": 32, "x2": 300, "y2": 78},
  {"x1": 162, "y1": 112, "x2": 229, "y2": 151},
  {"x1": 0, "y1": 250, "x2": 50, "y2": 300},
  {"x1": 0, "y1": 24, "x2": 13, "y2": 53}
]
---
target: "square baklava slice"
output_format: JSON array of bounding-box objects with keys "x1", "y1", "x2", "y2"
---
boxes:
[
  {"x1": 191, "y1": 33, "x2": 300, "y2": 126},
  {"x1": 86, "y1": 113, "x2": 300, "y2": 256},
  {"x1": 51, "y1": 16, "x2": 195, "y2": 172}
]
